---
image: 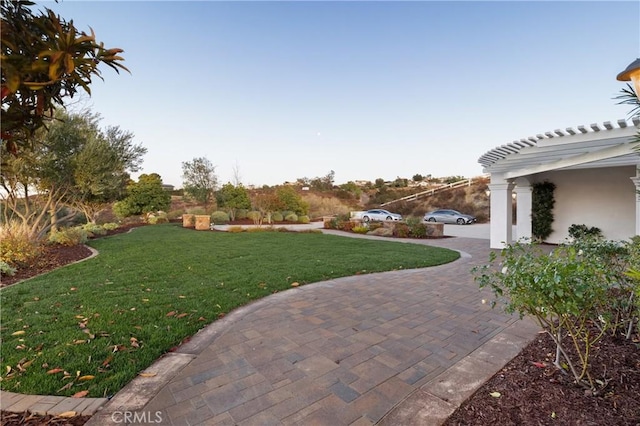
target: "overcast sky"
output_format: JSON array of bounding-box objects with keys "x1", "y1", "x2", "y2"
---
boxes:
[{"x1": 44, "y1": 0, "x2": 640, "y2": 187}]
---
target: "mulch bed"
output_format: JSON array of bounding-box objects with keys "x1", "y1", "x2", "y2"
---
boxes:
[
  {"x1": 443, "y1": 328, "x2": 640, "y2": 426},
  {"x1": 2, "y1": 223, "x2": 638, "y2": 425}
]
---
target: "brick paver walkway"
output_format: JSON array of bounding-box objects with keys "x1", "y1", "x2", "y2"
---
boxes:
[{"x1": 85, "y1": 234, "x2": 533, "y2": 425}]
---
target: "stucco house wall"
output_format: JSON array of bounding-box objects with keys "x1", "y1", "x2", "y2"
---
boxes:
[
  {"x1": 479, "y1": 118, "x2": 639, "y2": 248},
  {"x1": 532, "y1": 166, "x2": 636, "y2": 244}
]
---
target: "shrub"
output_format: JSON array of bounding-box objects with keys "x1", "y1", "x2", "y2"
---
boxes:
[
  {"x1": 285, "y1": 213, "x2": 298, "y2": 222},
  {"x1": 148, "y1": 215, "x2": 169, "y2": 224},
  {"x1": 0, "y1": 260, "x2": 17, "y2": 276},
  {"x1": 211, "y1": 211, "x2": 230, "y2": 224},
  {"x1": 281, "y1": 210, "x2": 294, "y2": 219},
  {"x1": 392, "y1": 223, "x2": 410, "y2": 238},
  {"x1": 247, "y1": 211, "x2": 262, "y2": 224},
  {"x1": 271, "y1": 212, "x2": 284, "y2": 222},
  {"x1": 227, "y1": 226, "x2": 244, "y2": 233},
  {"x1": 298, "y1": 215, "x2": 310, "y2": 224},
  {"x1": 112, "y1": 200, "x2": 137, "y2": 219},
  {"x1": 0, "y1": 223, "x2": 42, "y2": 267},
  {"x1": 338, "y1": 220, "x2": 355, "y2": 232},
  {"x1": 236, "y1": 209, "x2": 249, "y2": 220},
  {"x1": 473, "y1": 239, "x2": 627, "y2": 391},
  {"x1": 186, "y1": 207, "x2": 207, "y2": 215},
  {"x1": 352, "y1": 225, "x2": 369, "y2": 234},
  {"x1": 48, "y1": 227, "x2": 88, "y2": 246},
  {"x1": 167, "y1": 209, "x2": 184, "y2": 220},
  {"x1": 145, "y1": 211, "x2": 169, "y2": 225},
  {"x1": 368, "y1": 222, "x2": 383, "y2": 231},
  {"x1": 532, "y1": 180, "x2": 556, "y2": 242},
  {"x1": 102, "y1": 223, "x2": 120, "y2": 231},
  {"x1": 568, "y1": 224, "x2": 603, "y2": 240},
  {"x1": 82, "y1": 223, "x2": 107, "y2": 237},
  {"x1": 409, "y1": 223, "x2": 428, "y2": 238}
]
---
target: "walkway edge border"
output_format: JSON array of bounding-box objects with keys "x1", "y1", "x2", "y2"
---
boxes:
[{"x1": 377, "y1": 317, "x2": 542, "y2": 425}]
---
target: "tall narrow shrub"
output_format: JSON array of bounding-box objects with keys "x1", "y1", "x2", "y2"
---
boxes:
[{"x1": 532, "y1": 180, "x2": 556, "y2": 242}]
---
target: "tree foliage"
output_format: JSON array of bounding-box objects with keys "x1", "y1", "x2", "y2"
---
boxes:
[
  {"x1": 112, "y1": 174, "x2": 170, "y2": 218},
  {"x1": 1, "y1": 0, "x2": 129, "y2": 154},
  {"x1": 182, "y1": 157, "x2": 218, "y2": 209},
  {"x1": 215, "y1": 183, "x2": 251, "y2": 220},
  {"x1": 275, "y1": 186, "x2": 309, "y2": 216},
  {"x1": 0, "y1": 109, "x2": 145, "y2": 239}
]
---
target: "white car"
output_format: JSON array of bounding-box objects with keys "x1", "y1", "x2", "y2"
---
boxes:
[{"x1": 361, "y1": 209, "x2": 402, "y2": 222}]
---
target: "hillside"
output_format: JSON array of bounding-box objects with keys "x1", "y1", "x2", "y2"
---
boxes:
[{"x1": 167, "y1": 177, "x2": 492, "y2": 223}]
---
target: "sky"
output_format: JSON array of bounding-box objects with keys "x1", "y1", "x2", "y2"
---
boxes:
[{"x1": 41, "y1": 0, "x2": 640, "y2": 188}]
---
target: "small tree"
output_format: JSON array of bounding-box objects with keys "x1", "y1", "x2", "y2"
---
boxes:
[
  {"x1": 275, "y1": 186, "x2": 309, "y2": 216},
  {"x1": 215, "y1": 183, "x2": 251, "y2": 220},
  {"x1": 113, "y1": 173, "x2": 170, "y2": 218},
  {"x1": 182, "y1": 157, "x2": 217, "y2": 209}
]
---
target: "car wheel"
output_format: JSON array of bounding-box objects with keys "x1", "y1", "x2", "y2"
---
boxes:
[
  {"x1": 386, "y1": 216, "x2": 392, "y2": 221},
  {"x1": 363, "y1": 216, "x2": 370, "y2": 222},
  {"x1": 427, "y1": 217, "x2": 436, "y2": 222},
  {"x1": 456, "y1": 218, "x2": 465, "y2": 225}
]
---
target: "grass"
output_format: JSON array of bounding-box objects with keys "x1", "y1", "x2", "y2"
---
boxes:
[{"x1": 0, "y1": 224, "x2": 459, "y2": 397}]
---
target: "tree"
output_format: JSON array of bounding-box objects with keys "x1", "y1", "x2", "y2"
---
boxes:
[
  {"x1": 215, "y1": 183, "x2": 251, "y2": 220},
  {"x1": 275, "y1": 186, "x2": 309, "y2": 216},
  {"x1": 70, "y1": 124, "x2": 146, "y2": 222},
  {"x1": 412, "y1": 174, "x2": 424, "y2": 182},
  {"x1": 182, "y1": 157, "x2": 217, "y2": 209},
  {"x1": 310, "y1": 170, "x2": 335, "y2": 191},
  {"x1": 0, "y1": 109, "x2": 145, "y2": 239},
  {"x1": 112, "y1": 173, "x2": 170, "y2": 218},
  {"x1": 1, "y1": 0, "x2": 129, "y2": 154}
]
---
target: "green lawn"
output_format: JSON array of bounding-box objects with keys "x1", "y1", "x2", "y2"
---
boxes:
[{"x1": 0, "y1": 224, "x2": 459, "y2": 397}]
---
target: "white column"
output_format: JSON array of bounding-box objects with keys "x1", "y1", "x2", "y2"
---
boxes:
[
  {"x1": 514, "y1": 178, "x2": 532, "y2": 243},
  {"x1": 489, "y1": 181, "x2": 515, "y2": 249},
  {"x1": 631, "y1": 176, "x2": 640, "y2": 236}
]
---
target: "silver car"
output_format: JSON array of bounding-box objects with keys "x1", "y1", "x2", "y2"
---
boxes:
[
  {"x1": 424, "y1": 209, "x2": 476, "y2": 225},
  {"x1": 362, "y1": 209, "x2": 402, "y2": 222}
]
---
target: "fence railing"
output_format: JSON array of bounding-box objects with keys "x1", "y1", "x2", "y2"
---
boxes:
[{"x1": 380, "y1": 177, "x2": 482, "y2": 207}]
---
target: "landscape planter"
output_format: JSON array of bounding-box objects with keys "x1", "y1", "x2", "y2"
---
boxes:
[
  {"x1": 194, "y1": 215, "x2": 211, "y2": 230},
  {"x1": 182, "y1": 214, "x2": 195, "y2": 228}
]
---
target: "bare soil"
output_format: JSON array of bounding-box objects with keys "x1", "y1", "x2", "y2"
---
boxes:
[{"x1": 2, "y1": 223, "x2": 638, "y2": 425}]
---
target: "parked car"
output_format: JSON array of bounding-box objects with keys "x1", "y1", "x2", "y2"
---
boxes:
[
  {"x1": 424, "y1": 209, "x2": 476, "y2": 225},
  {"x1": 361, "y1": 209, "x2": 402, "y2": 222}
]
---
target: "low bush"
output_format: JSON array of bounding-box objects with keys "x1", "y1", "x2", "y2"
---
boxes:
[
  {"x1": 298, "y1": 215, "x2": 310, "y2": 224},
  {"x1": 0, "y1": 260, "x2": 17, "y2": 276},
  {"x1": 102, "y1": 223, "x2": 120, "y2": 231},
  {"x1": 568, "y1": 224, "x2": 603, "y2": 240},
  {"x1": 393, "y1": 223, "x2": 411, "y2": 238},
  {"x1": 236, "y1": 209, "x2": 249, "y2": 220},
  {"x1": 48, "y1": 227, "x2": 88, "y2": 247},
  {"x1": 285, "y1": 213, "x2": 298, "y2": 222},
  {"x1": 186, "y1": 207, "x2": 207, "y2": 215},
  {"x1": 146, "y1": 212, "x2": 169, "y2": 225},
  {"x1": 409, "y1": 223, "x2": 428, "y2": 238},
  {"x1": 227, "y1": 226, "x2": 245, "y2": 233},
  {"x1": 247, "y1": 211, "x2": 262, "y2": 224},
  {"x1": 352, "y1": 225, "x2": 369, "y2": 234},
  {"x1": 211, "y1": 211, "x2": 230, "y2": 224},
  {"x1": 0, "y1": 223, "x2": 42, "y2": 267},
  {"x1": 271, "y1": 212, "x2": 284, "y2": 222},
  {"x1": 82, "y1": 223, "x2": 107, "y2": 237},
  {"x1": 473, "y1": 238, "x2": 633, "y2": 392},
  {"x1": 166, "y1": 209, "x2": 184, "y2": 220}
]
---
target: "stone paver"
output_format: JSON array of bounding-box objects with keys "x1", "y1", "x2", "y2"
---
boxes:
[
  {"x1": 84, "y1": 233, "x2": 540, "y2": 425},
  {"x1": 3, "y1": 229, "x2": 541, "y2": 425}
]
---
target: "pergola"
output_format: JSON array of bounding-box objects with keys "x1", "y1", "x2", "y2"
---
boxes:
[{"x1": 479, "y1": 117, "x2": 640, "y2": 249}]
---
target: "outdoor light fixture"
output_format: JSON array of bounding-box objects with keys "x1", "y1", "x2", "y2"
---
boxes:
[{"x1": 617, "y1": 58, "x2": 640, "y2": 101}]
